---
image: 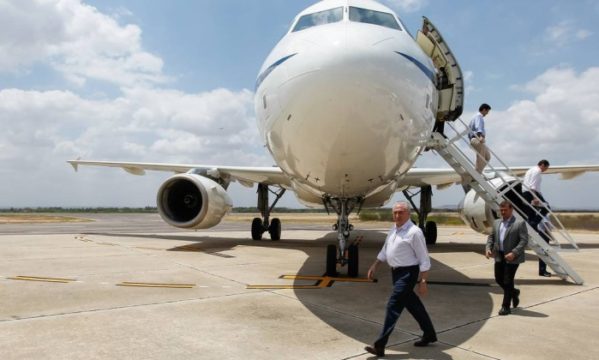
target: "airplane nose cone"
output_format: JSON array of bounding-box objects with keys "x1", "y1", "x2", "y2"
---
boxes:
[{"x1": 265, "y1": 31, "x2": 434, "y2": 196}]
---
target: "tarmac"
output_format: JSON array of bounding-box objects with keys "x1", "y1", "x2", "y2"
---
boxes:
[{"x1": 1, "y1": 213, "x2": 598, "y2": 359}]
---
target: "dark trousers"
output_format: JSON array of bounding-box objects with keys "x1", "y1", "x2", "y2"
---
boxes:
[
  {"x1": 537, "y1": 229, "x2": 551, "y2": 274},
  {"x1": 523, "y1": 191, "x2": 551, "y2": 273},
  {"x1": 522, "y1": 190, "x2": 548, "y2": 227},
  {"x1": 374, "y1": 265, "x2": 436, "y2": 349},
  {"x1": 494, "y1": 254, "x2": 520, "y2": 308}
]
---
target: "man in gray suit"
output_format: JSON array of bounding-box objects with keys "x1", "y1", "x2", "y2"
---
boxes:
[{"x1": 486, "y1": 200, "x2": 528, "y2": 315}]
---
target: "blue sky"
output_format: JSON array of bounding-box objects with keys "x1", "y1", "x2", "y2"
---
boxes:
[{"x1": 1, "y1": 0, "x2": 598, "y2": 209}]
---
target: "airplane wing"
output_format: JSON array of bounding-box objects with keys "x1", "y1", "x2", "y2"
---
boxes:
[
  {"x1": 68, "y1": 159, "x2": 599, "y2": 191},
  {"x1": 67, "y1": 160, "x2": 292, "y2": 188},
  {"x1": 402, "y1": 165, "x2": 599, "y2": 189}
]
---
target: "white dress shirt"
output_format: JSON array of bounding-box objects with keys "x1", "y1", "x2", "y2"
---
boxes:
[
  {"x1": 377, "y1": 221, "x2": 431, "y2": 272},
  {"x1": 523, "y1": 166, "x2": 542, "y2": 193},
  {"x1": 468, "y1": 112, "x2": 486, "y2": 138}
]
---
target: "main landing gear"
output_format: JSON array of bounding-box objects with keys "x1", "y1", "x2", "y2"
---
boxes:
[
  {"x1": 324, "y1": 196, "x2": 363, "y2": 278},
  {"x1": 251, "y1": 183, "x2": 286, "y2": 241},
  {"x1": 403, "y1": 185, "x2": 437, "y2": 245}
]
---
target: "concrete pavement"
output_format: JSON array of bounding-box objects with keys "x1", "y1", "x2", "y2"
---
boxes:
[{"x1": 1, "y1": 215, "x2": 598, "y2": 359}]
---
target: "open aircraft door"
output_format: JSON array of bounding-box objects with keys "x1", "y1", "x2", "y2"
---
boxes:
[{"x1": 416, "y1": 17, "x2": 464, "y2": 123}]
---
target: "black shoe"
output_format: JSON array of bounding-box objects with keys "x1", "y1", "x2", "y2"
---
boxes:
[
  {"x1": 539, "y1": 271, "x2": 552, "y2": 277},
  {"x1": 414, "y1": 334, "x2": 437, "y2": 347},
  {"x1": 512, "y1": 289, "x2": 520, "y2": 308},
  {"x1": 498, "y1": 307, "x2": 511, "y2": 316},
  {"x1": 364, "y1": 345, "x2": 385, "y2": 357}
]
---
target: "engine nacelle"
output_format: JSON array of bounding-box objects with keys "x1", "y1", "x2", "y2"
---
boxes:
[
  {"x1": 458, "y1": 175, "x2": 523, "y2": 235},
  {"x1": 157, "y1": 173, "x2": 233, "y2": 229}
]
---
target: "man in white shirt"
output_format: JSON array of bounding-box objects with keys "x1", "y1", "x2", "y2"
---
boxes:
[
  {"x1": 523, "y1": 159, "x2": 552, "y2": 276},
  {"x1": 523, "y1": 159, "x2": 550, "y2": 207},
  {"x1": 364, "y1": 202, "x2": 437, "y2": 357},
  {"x1": 468, "y1": 103, "x2": 492, "y2": 173}
]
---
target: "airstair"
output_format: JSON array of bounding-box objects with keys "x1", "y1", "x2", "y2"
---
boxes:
[{"x1": 427, "y1": 119, "x2": 584, "y2": 284}]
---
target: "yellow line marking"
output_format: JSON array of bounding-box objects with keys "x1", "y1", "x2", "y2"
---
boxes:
[
  {"x1": 116, "y1": 282, "x2": 195, "y2": 289},
  {"x1": 8, "y1": 275, "x2": 76, "y2": 283},
  {"x1": 134, "y1": 246, "x2": 165, "y2": 251},
  {"x1": 279, "y1": 275, "x2": 324, "y2": 280},
  {"x1": 352, "y1": 235, "x2": 364, "y2": 247},
  {"x1": 281, "y1": 275, "x2": 373, "y2": 283},
  {"x1": 247, "y1": 274, "x2": 375, "y2": 290},
  {"x1": 246, "y1": 285, "x2": 322, "y2": 289}
]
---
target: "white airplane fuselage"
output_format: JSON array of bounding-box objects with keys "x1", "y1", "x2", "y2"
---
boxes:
[
  {"x1": 66, "y1": 1, "x2": 596, "y2": 280},
  {"x1": 255, "y1": 0, "x2": 437, "y2": 207}
]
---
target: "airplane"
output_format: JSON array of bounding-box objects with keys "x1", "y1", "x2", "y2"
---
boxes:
[{"x1": 68, "y1": 0, "x2": 599, "y2": 278}]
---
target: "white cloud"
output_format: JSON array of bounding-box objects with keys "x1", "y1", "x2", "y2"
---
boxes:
[
  {"x1": 544, "y1": 21, "x2": 593, "y2": 48},
  {"x1": 488, "y1": 67, "x2": 599, "y2": 165},
  {"x1": 383, "y1": 0, "x2": 428, "y2": 13},
  {"x1": 0, "y1": 0, "x2": 167, "y2": 86},
  {"x1": 463, "y1": 70, "x2": 476, "y2": 93},
  {"x1": 576, "y1": 29, "x2": 592, "y2": 40},
  {"x1": 0, "y1": 87, "x2": 274, "y2": 206},
  {"x1": 0, "y1": 1, "x2": 286, "y2": 208},
  {"x1": 416, "y1": 66, "x2": 599, "y2": 209}
]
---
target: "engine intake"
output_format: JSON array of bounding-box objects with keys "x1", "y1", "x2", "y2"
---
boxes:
[
  {"x1": 157, "y1": 173, "x2": 232, "y2": 229},
  {"x1": 458, "y1": 175, "x2": 524, "y2": 234}
]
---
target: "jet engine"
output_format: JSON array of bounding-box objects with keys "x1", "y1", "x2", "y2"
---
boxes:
[
  {"x1": 457, "y1": 175, "x2": 525, "y2": 235},
  {"x1": 157, "y1": 173, "x2": 233, "y2": 229}
]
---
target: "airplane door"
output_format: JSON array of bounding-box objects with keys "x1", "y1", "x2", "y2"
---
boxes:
[{"x1": 416, "y1": 17, "x2": 464, "y2": 122}]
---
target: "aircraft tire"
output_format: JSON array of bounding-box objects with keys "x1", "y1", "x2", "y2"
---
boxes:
[
  {"x1": 251, "y1": 217, "x2": 263, "y2": 240},
  {"x1": 326, "y1": 244, "x2": 337, "y2": 277},
  {"x1": 425, "y1": 221, "x2": 437, "y2": 245},
  {"x1": 348, "y1": 244, "x2": 359, "y2": 278},
  {"x1": 269, "y1": 218, "x2": 281, "y2": 240}
]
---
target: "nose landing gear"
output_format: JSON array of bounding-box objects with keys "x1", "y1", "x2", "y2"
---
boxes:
[{"x1": 324, "y1": 196, "x2": 363, "y2": 277}]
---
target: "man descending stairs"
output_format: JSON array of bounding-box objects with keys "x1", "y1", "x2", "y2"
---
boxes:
[{"x1": 427, "y1": 120, "x2": 583, "y2": 284}]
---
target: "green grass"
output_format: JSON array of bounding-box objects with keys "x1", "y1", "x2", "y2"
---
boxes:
[
  {"x1": 359, "y1": 209, "x2": 599, "y2": 230},
  {"x1": 358, "y1": 209, "x2": 463, "y2": 225},
  {"x1": 555, "y1": 214, "x2": 599, "y2": 231}
]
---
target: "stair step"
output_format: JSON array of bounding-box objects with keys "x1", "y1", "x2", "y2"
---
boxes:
[{"x1": 431, "y1": 129, "x2": 583, "y2": 284}]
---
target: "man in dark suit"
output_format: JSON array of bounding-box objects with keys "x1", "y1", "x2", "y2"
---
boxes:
[{"x1": 486, "y1": 200, "x2": 528, "y2": 315}]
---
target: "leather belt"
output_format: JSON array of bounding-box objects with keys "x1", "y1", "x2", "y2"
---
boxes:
[{"x1": 391, "y1": 265, "x2": 418, "y2": 271}]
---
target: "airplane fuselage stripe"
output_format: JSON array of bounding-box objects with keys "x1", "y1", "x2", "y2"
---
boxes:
[
  {"x1": 255, "y1": 53, "x2": 297, "y2": 90},
  {"x1": 395, "y1": 51, "x2": 435, "y2": 83}
]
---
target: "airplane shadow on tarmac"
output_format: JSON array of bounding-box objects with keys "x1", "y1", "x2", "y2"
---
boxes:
[
  {"x1": 87, "y1": 229, "x2": 526, "y2": 357},
  {"x1": 291, "y1": 230, "x2": 495, "y2": 356}
]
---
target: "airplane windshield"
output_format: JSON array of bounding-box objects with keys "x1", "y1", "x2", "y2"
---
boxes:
[
  {"x1": 349, "y1": 7, "x2": 402, "y2": 31},
  {"x1": 292, "y1": 7, "x2": 344, "y2": 32}
]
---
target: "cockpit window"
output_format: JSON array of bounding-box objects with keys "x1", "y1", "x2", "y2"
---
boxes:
[
  {"x1": 349, "y1": 7, "x2": 402, "y2": 31},
  {"x1": 292, "y1": 7, "x2": 344, "y2": 32}
]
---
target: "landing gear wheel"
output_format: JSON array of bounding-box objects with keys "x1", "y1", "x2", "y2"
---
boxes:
[
  {"x1": 425, "y1": 221, "x2": 437, "y2": 245},
  {"x1": 326, "y1": 244, "x2": 337, "y2": 277},
  {"x1": 348, "y1": 244, "x2": 359, "y2": 278},
  {"x1": 251, "y1": 217, "x2": 263, "y2": 240},
  {"x1": 269, "y1": 218, "x2": 281, "y2": 241}
]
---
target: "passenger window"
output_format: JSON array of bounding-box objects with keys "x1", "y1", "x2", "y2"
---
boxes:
[
  {"x1": 292, "y1": 7, "x2": 344, "y2": 32},
  {"x1": 349, "y1": 7, "x2": 402, "y2": 31}
]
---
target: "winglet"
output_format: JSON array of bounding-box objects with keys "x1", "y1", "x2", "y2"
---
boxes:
[
  {"x1": 560, "y1": 171, "x2": 585, "y2": 180},
  {"x1": 123, "y1": 167, "x2": 146, "y2": 176},
  {"x1": 67, "y1": 159, "x2": 80, "y2": 172}
]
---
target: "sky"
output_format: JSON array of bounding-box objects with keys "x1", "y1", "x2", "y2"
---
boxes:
[{"x1": 1, "y1": 0, "x2": 598, "y2": 210}]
